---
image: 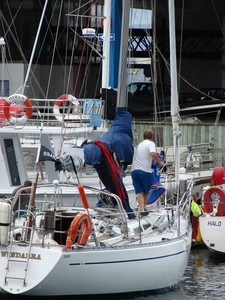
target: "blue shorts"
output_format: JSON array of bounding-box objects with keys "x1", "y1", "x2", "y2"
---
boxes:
[{"x1": 131, "y1": 170, "x2": 156, "y2": 194}]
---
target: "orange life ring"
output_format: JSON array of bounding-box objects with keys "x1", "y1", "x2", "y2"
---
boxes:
[
  {"x1": 3, "y1": 94, "x2": 32, "y2": 125},
  {"x1": 54, "y1": 94, "x2": 79, "y2": 122},
  {"x1": 66, "y1": 213, "x2": 92, "y2": 248},
  {"x1": 0, "y1": 99, "x2": 22, "y2": 123},
  {"x1": 203, "y1": 186, "x2": 225, "y2": 215}
]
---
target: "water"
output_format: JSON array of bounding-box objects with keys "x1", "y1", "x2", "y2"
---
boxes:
[{"x1": 1, "y1": 247, "x2": 225, "y2": 300}]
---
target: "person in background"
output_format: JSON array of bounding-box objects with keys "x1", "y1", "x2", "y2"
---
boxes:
[
  {"x1": 131, "y1": 129, "x2": 164, "y2": 217},
  {"x1": 11, "y1": 180, "x2": 32, "y2": 212},
  {"x1": 190, "y1": 195, "x2": 202, "y2": 243}
]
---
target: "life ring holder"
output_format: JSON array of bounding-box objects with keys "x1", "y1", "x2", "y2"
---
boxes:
[
  {"x1": 66, "y1": 213, "x2": 92, "y2": 248},
  {"x1": 3, "y1": 94, "x2": 32, "y2": 125},
  {"x1": 203, "y1": 186, "x2": 225, "y2": 215},
  {"x1": 53, "y1": 94, "x2": 79, "y2": 123}
]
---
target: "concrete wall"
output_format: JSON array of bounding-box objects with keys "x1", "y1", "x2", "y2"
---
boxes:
[
  {"x1": 0, "y1": 63, "x2": 24, "y2": 96},
  {"x1": 24, "y1": 64, "x2": 101, "y2": 100}
]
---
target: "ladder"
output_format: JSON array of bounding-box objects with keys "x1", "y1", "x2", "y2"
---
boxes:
[{"x1": 4, "y1": 219, "x2": 34, "y2": 287}]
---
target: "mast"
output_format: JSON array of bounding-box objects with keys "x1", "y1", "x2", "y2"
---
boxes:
[
  {"x1": 109, "y1": 0, "x2": 122, "y2": 88},
  {"x1": 117, "y1": 0, "x2": 130, "y2": 108},
  {"x1": 0, "y1": 38, "x2": 6, "y2": 96},
  {"x1": 101, "y1": 1, "x2": 111, "y2": 89},
  {"x1": 168, "y1": 0, "x2": 180, "y2": 193}
]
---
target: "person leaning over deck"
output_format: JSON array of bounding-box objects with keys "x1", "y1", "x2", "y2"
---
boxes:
[
  {"x1": 11, "y1": 180, "x2": 32, "y2": 212},
  {"x1": 131, "y1": 129, "x2": 164, "y2": 217}
]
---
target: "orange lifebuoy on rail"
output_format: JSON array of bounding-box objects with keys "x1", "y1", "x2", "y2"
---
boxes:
[
  {"x1": 203, "y1": 186, "x2": 225, "y2": 216},
  {"x1": 0, "y1": 99, "x2": 23, "y2": 123},
  {"x1": 54, "y1": 94, "x2": 79, "y2": 122},
  {"x1": 3, "y1": 94, "x2": 32, "y2": 125},
  {"x1": 66, "y1": 213, "x2": 92, "y2": 248}
]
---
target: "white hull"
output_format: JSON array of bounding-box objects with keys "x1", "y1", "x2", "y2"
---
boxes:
[
  {"x1": 0, "y1": 182, "x2": 193, "y2": 296},
  {"x1": 199, "y1": 215, "x2": 225, "y2": 254},
  {"x1": 0, "y1": 218, "x2": 191, "y2": 296}
]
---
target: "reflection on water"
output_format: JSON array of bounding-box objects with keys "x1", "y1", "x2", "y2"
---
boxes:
[
  {"x1": 179, "y1": 247, "x2": 225, "y2": 300},
  {"x1": 2, "y1": 247, "x2": 225, "y2": 300}
]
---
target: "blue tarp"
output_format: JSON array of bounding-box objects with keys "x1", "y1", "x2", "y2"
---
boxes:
[
  {"x1": 84, "y1": 107, "x2": 133, "y2": 167},
  {"x1": 84, "y1": 107, "x2": 135, "y2": 218}
]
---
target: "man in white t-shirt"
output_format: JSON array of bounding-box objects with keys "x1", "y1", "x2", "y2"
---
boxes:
[{"x1": 131, "y1": 129, "x2": 164, "y2": 216}]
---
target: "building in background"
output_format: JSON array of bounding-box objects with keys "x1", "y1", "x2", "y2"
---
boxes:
[{"x1": 0, "y1": 0, "x2": 225, "y2": 102}]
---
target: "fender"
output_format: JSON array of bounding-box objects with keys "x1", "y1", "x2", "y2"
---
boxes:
[{"x1": 0, "y1": 202, "x2": 11, "y2": 246}]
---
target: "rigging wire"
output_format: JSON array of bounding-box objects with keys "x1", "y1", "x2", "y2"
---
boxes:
[
  {"x1": 46, "y1": 0, "x2": 64, "y2": 98},
  {"x1": 4, "y1": 1, "x2": 23, "y2": 54},
  {"x1": 59, "y1": 1, "x2": 103, "y2": 156},
  {"x1": 39, "y1": 1, "x2": 72, "y2": 98},
  {"x1": 210, "y1": 0, "x2": 224, "y2": 35},
  {"x1": 0, "y1": 4, "x2": 47, "y2": 98},
  {"x1": 29, "y1": 0, "x2": 58, "y2": 99},
  {"x1": 66, "y1": 0, "x2": 82, "y2": 94},
  {"x1": 72, "y1": 0, "x2": 95, "y2": 97},
  {"x1": 64, "y1": 0, "x2": 72, "y2": 93}
]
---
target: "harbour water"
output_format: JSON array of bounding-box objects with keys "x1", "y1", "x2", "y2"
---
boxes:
[{"x1": 1, "y1": 247, "x2": 225, "y2": 300}]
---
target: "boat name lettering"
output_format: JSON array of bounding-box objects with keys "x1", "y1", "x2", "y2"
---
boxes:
[
  {"x1": 1, "y1": 251, "x2": 41, "y2": 260},
  {"x1": 43, "y1": 151, "x2": 56, "y2": 160},
  {"x1": 207, "y1": 221, "x2": 222, "y2": 226}
]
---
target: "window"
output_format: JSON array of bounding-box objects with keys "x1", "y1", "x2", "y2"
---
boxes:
[{"x1": 0, "y1": 80, "x2": 9, "y2": 97}]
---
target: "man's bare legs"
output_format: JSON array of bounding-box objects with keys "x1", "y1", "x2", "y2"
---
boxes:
[
  {"x1": 144, "y1": 192, "x2": 150, "y2": 207},
  {"x1": 136, "y1": 192, "x2": 150, "y2": 213}
]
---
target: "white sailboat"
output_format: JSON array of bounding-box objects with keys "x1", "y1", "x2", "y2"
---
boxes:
[{"x1": 0, "y1": 0, "x2": 193, "y2": 296}]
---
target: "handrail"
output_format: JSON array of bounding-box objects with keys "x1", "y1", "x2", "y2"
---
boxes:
[
  {"x1": 34, "y1": 182, "x2": 129, "y2": 236},
  {"x1": 1, "y1": 97, "x2": 105, "y2": 128}
]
